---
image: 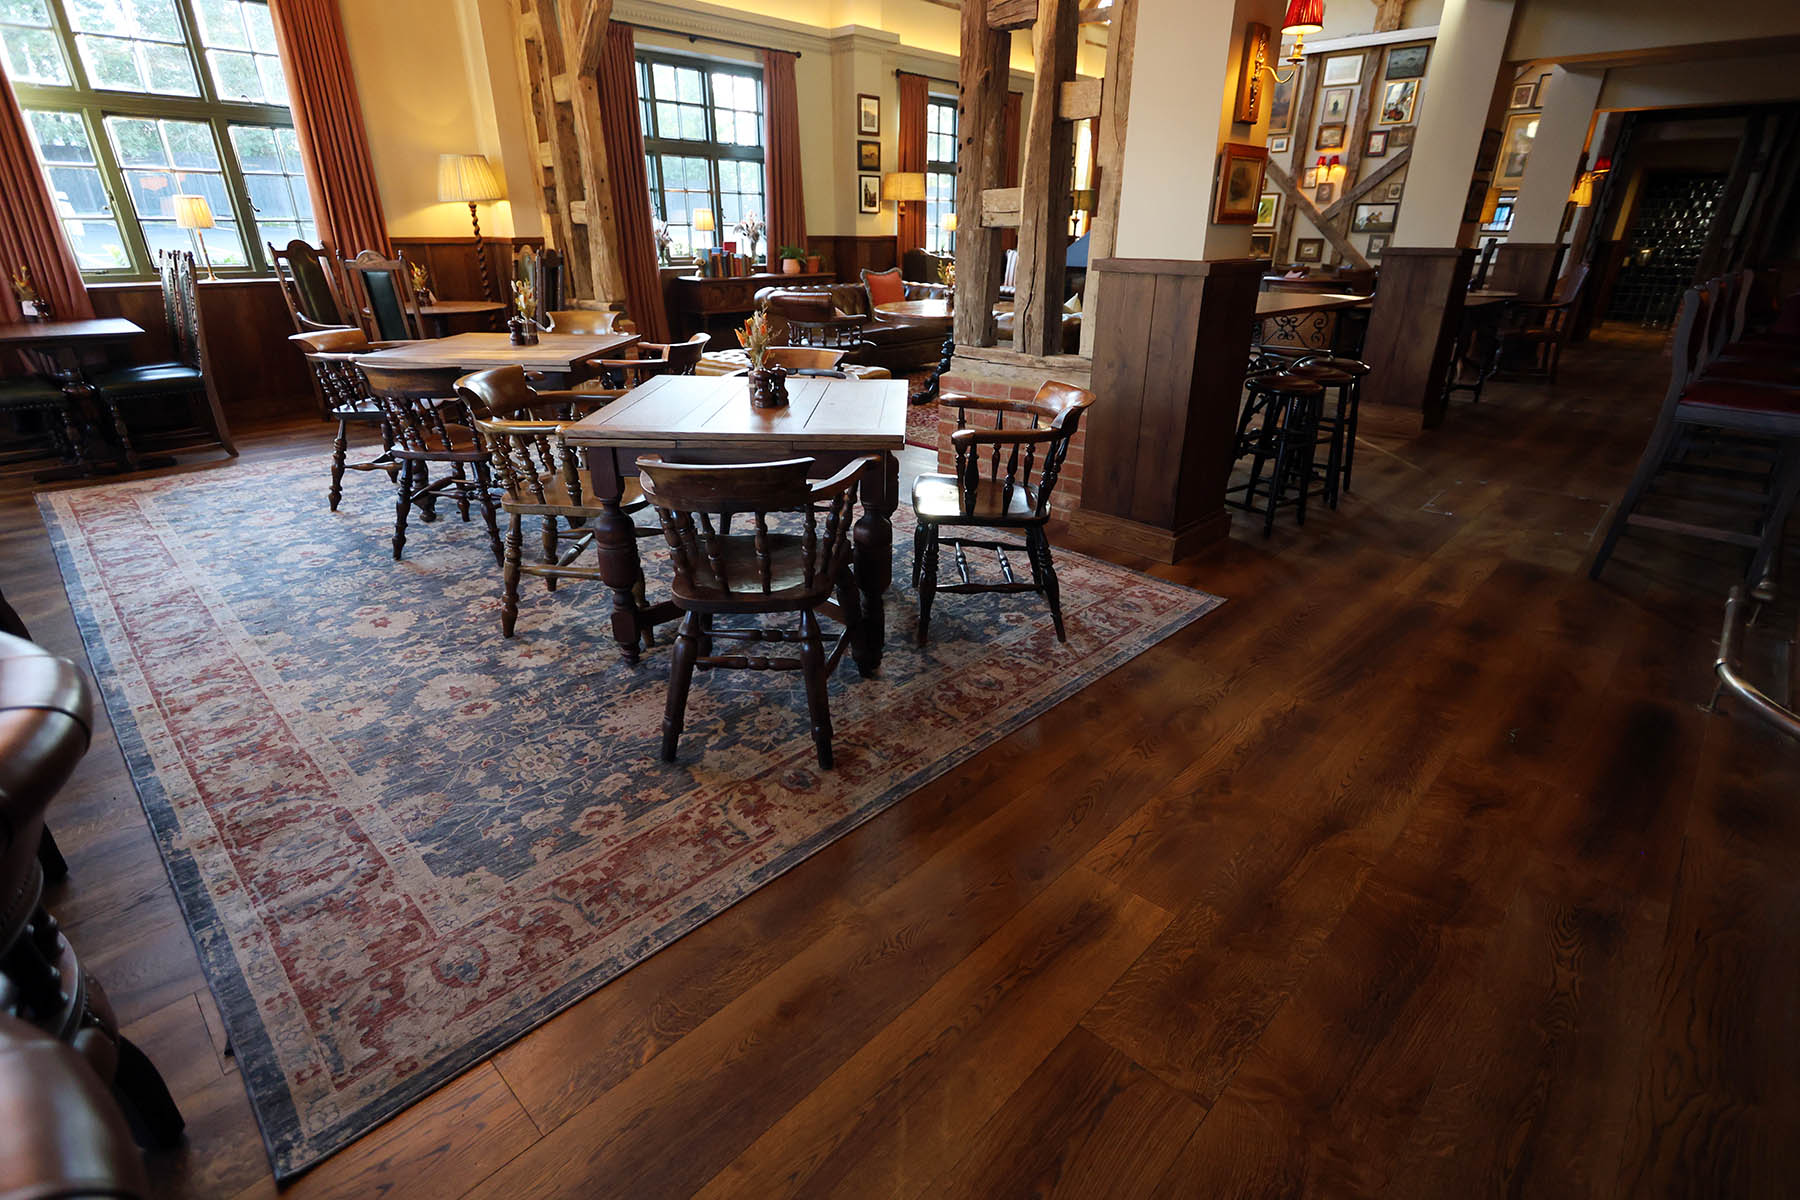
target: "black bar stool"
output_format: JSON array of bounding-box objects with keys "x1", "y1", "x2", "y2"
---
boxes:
[
  {"x1": 1294, "y1": 355, "x2": 1370, "y2": 498},
  {"x1": 1231, "y1": 372, "x2": 1326, "y2": 536}
]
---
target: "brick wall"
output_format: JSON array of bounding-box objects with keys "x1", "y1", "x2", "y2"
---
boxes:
[{"x1": 936, "y1": 354, "x2": 1091, "y2": 517}]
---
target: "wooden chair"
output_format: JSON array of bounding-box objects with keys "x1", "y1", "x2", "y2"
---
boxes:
[
  {"x1": 1492, "y1": 264, "x2": 1589, "y2": 384},
  {"x1": 760, "y1": 346, "x2": 849, "y2": 376},
  {"x1": 638, "y1": 455, "x2": 871, "y2": 769},
  {"x1": 290, "y1": 328, "x2": 410, "y2": 511},
  {"x1": 914, "y1": 381, "x2": 1095, "y2": 644},
  {"x1": 0, "y1": 376, "x2": 85, "y2": 472},
  {"x1": 358, "y1": 362, "x2": 502, "y2": 564},
  {"x1": 766, "y1": 291, "x2": 869, "y2": 352},
  {"x1": 1591, "y1": 284, "x2": 1800, "y2": 589},
  {"x1": 88, "y1": 250, "x2": 236, "y2": 467},
  {"x1": 512, "y1": 246, "x2": 563, "y2": 326},
  {"x1": 343, "y1": 250, "x2": 427, "y2": 341},
  {"x1": 459, "y1": 365, "x2": 656, "y2": 636},
  {"x1": 574, "y1": 332, "x2": 710, "y2": 393},
  {"x1": 270, "y1": 239, "x2": 349, "y2": 332},
  {"x1": 546, "y1": 308, "x2": 620, "y2": 335}
]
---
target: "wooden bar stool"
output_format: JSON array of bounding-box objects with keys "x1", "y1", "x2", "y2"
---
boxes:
[
  {"x1": 1231, "y1": 373, "x2": 1326, "y2": 537},
  {"x1": 1287, "y1": 359, "x2": 1357, "y2": 509},
  {"x1": 1293, "y1": 355, "x2": 1370, "y2": 495}
]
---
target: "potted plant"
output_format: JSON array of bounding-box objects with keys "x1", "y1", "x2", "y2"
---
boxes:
[
  {"x1": 737, "y1": 310, "x2": 787, "y2": 408},
  {"x1": 806, "y1": 250, "x2": 823, "y2": 274},
  {"x1": 777, "y1": 245, "x2": 807, "y2": 275}
]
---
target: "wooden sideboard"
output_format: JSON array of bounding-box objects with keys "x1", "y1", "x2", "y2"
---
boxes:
[{"x1": 669, "y1": 271, "x2": 834, "y2": 337}]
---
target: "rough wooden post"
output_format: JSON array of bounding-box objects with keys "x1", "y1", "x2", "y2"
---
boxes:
[
  {"x1": 1077, "y1": 0, "x2": 1136, "y2": 358},
  {"x1": 565, "y1": 0, "x2": 627, "y2": 303},
  {"x1": 953, "y1": 1, "x2": 1012, "y2": 347},
  {"x1": 1011, "y1": 0, "x2": 1079, "y2": 356}
]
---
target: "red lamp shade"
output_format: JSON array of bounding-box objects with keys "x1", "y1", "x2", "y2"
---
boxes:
[{"x1": 1282, "y1": 0, "x2": 1324, "y2": 35}]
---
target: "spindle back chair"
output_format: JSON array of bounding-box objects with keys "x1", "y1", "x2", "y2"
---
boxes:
[
  {"x1": 290, "y1": 327, "x2": 405, "y2": 510},
  {"x1": 358, "y1": 362, "x2": 502, "y2": 563},
  {"x1": 637, "y1": 455, "x2": 872, "y2": 769}
]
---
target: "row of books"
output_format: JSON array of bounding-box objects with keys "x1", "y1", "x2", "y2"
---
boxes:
[{"x1": 694, "y1": 248, "x2": 762, "y2": 278}]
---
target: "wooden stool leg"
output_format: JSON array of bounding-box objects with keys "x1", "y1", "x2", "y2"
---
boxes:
[
  {"x1": 916, "y1": 523, "x2": 940, "y2": 646},
  {"x1": 661, "y1": 611, "x2": 700, "y2": 762},
  {"x1": 1030, "y1": 526, "x2": 1067, "y2": 642},
  {"x1": 476, "y1": 463, "x2": 503, "y2": 566},
  {"x1": 1592, "y1": 416, "x2": 1681, "y2": 579},
  {"x1": 799, "y1": 608, "x2": 834, "y2": 769},
  {"x1": 1341, "y1": 377, "x2": 1362, "y2": 493}
]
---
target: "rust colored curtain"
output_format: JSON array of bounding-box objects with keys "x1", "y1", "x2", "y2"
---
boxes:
[
  {"x1": 763, "y1": 50, "x2": 806, "y2": 262},
  {"x1": 598, "y1": 22, "x2": 670, "y2": 344},
  {"x1": 896, "y1": 72, "x2": 928, "y2": 255},
  {"x1": 269, "y1": 0, "x2": 392, "y2": 257},
  {"x1": 1001, "y1": 91, "x2": 1021, "y2": 254},
  {"x1": 0, "y1": 60, "x2": 92, "y2": 324}
]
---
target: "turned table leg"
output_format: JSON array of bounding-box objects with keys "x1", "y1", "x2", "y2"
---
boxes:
[{"x1": 850, "y1": 450, "x2": 899, "y2": 675}]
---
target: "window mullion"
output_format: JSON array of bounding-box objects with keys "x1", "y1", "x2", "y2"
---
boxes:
[
  {"x1": 215, "y1": 116, "x2": 264, "y2": 271},
  {"x1": 89, "y1": 109, "x2": 155, "y2": 277}
]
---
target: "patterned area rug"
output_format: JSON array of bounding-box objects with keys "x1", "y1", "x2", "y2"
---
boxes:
[
  {"x1": 39, "y1": 454, "x2": 1219, "y2": 1179},
  {"x1": 906, "y1": 399, "x2": 939, "y2": 450}
]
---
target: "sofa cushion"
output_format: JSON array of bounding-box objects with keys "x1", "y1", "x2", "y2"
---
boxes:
[{"x1": 863, "y1": 268, "x2": 906, "y2": 308}]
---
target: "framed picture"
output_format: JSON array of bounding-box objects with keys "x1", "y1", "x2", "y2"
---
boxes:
[
  {"x1": 1302, "y1": 166, "x2": 1320, "y2": 188},
  {"x1": 857, "y1": 93, "x2": 881, "y2": 135},
  {"x1": 1322, "y1": 54, "x2": 1361, "y2": 86},
  {"x1": 1268, "y1": 135, "x2": 1290, "y2": 154},
  {"x1": 1384, "y1": 180, "x2": 1404, "y2": 202},
  {"x1": 1366, "y1": 129, "x2": 1389, "y2": 157},
  {"x1": 1316, "y1": 124, "x2": 1345, "y2": 150},
  {"x1": 1254, "y1": 192, "x2": 1280, "y2": 229},
  {"x1": 1321, "y1": 86, "x2": 1355, "y2": 125},
  {"x1": 857, "y1": 140, "x2": 880, "y2": 171},
  {"x1": 857, "y1": 173, "x2": 880, "y2": 214},
  {"x1": 1462, "y1": 178, "x2": 1488, "y2": 223},
  {"x1": 1475, "y1": 127, "x2": 1503, "y2": 174},
  {"x1": 1314, "y1": 182, "x2": 1335, "y2": 204},
  {"x1": 1215, "y1": 142, "x2": 1270, "y2": 224},
  {"x1": 1497, "y1": 112, "x2": 1539, "y2": 185},
  {"x1": 1384, "y1": 44, "x2": 1429, "y2": 80},
  {"x1": 1234, "y1": 21, "x2": 1272, "y2": 124},
  {"x1": 1296, "y1": 237, "x2": 1325, "y2": 263},
  {"x1": 1250, "y1": 231, "x2": 1274, "y2": 258},
  {"x1": 1366, "y1": 233, "x2": 1388, "y2": 258},
  {"x1": 1267, "y1": 64, "x2": 1300, "y2": 134},
  {"x1": 1378, "y1": 79, "x2": 1418, "y2": 126},
  {"x1": 1509, "y1": 81, "x2": 1537, "y2": 109},
  {"x1": 1351, "y1": 202, "x2": 1397, "y2": 233},
  {"x1": 1389, "y1": 125, "x2": 1415, "y2": 149}
]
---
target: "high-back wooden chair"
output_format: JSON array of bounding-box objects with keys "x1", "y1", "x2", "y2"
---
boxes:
[
  {"x1": 546, "y1": 308, "x2": 620, "y2": 335},
  {"x1": 88, "y1": 250, "x2": 235, "y2": 467},
  {"x1": 270, "y1": 239, "x2": 349, "y2": 332},
  {"x1": 358, "y1": 362, "x2": 501, "y2": 564},
  {"x1": 638, "y1": 455, "x2": 872, "y2": 769},
  {"x1": 512, "y1": 247, "x2": 565, "y2": 326},
  {"x1": 1493, "y1": 263, "x2": 1590, "y2": 385},
  {"x1": 459, "y1": 366, "x2": 655, "y2": 636},
  {"x1": 1590, "y1": 284, "x2": 1800, "y2": 589},
  {"x1": 912, "y1": 380, "x2": 1096, "y2": 644},
  {"x1": 575, "y1": 332, "x2": 710, "y2": 393},
  {"x1": 343, "y1": 250, "x2": 427, "y2": 341},
  {"x1": 290, "y1": 328, "x2": 406, "y2": 511}
]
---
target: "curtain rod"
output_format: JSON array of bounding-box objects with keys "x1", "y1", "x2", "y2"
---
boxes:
[
  {"x1": 628, "y1": 23, "x2": 800, "y2": 59},
  {"x1": 896, "y1": 68, "x2": 957, "y2": 87}
]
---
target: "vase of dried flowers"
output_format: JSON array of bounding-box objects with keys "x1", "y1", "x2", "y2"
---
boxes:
[
  {"x1": 509, "y1": 278, "x2": 539, "y2": 345},
  {"x1": 738, "y1": 311, "x2": 787, "y2": 408},
  {"x1": 10, "y1": 266, "x2": 51, "y2": 321}
]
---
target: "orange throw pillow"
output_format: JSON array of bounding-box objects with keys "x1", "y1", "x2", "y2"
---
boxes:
[{"x1": 864, "y1": 268, "x2": 906, "y2": 308}]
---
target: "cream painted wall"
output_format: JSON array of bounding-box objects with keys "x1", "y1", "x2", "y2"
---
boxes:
[
  {"x1": 340, "y1": 0, "x2": 542, "y2": 240},
  {"x1": 1507, "y1": 0, "x2": 1800, "y2": 64}
]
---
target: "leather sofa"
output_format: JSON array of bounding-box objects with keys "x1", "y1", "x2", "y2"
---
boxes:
[
  {"x1": 751, "y1": 283, "x2": 947, "y2": 376},
  {"x1": 0, "y1": 1015, "x2": 151, "y2": 1199}
]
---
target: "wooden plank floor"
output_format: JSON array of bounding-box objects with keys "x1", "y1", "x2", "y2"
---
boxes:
[{"x1": 4, "y1": 324, "x2": 1797, "y2": 1198}]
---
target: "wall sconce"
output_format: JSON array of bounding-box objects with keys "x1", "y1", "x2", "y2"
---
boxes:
[
  {"x1": 1313, "y1": 155, "x2": 1345, "y2": 186},
  {"x1": 1265, "y1": 0, "x2": 1324, "y2": 85},
  {"x1": 1568, "y1": 172, "x2": 1594, "y2": 207}
]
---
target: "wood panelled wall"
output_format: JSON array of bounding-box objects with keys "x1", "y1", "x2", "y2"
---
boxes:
[
  {"x1": 390, "y1": 236, "x2": 545, "y2": 303},
  {"x1": 810, "y1": 235, "x2": 898, "y2": 283}
]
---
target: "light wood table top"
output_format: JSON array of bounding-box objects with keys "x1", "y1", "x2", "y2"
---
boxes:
[
  {"x1": 874, "y1": 299, "x2": 952, "y2": 321},
  {"x1": 562, "y1": 372, "x2": 908, "y2": 452},
  {"x1": 0, "y1": 317, "x2": 143, "y2": 347},
  {"x1": 1255, "y1": 292, "x2": 1370, "y2": 317},
  {"x1": 419, "y1": 300, "x2": 506, "y2": 318},
  {"x1": 354, "y1": 330, "x2": 639, "y2": 373}
]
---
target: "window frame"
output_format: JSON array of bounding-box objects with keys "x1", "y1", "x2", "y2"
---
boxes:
[
  {"x1": 635, "y1": 48, "x2": 765, "y2": 261},
  {"x1": 6, "y1": 0, "x2": 309, "y2": 281},
  {"x1": 925, "y1": 94, "x2": 957, "y2": 255}
]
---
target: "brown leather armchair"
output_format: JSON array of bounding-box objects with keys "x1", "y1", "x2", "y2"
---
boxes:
[
  {"x1": 1, "y1": 632, "x2": 184, "y2": 1150},
  {"x1": 0, "y1": 1015, "x2": 151, "y2": 1199},
  {"x1": 752, "y1": 283, "x2": 946, "y2": 376}
]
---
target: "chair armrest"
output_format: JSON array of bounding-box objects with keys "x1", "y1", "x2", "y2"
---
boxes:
[
  {"x1": 950, "y1": 426, "x2": 1059, "y2": 448},
  {"x1": 481, "y1": 417, "x2": 566, "y2": 435},
  {"x1": 808, "y1": 456, "x2": 873, "y2": 500},
  {"x1": 940, "y1": 391, "x2": 1047, "y2": 421},
  {"x1": 531, "y1": 388, "x2": 626, "y2": 418}
]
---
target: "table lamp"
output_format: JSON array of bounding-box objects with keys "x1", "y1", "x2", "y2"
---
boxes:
[
  {"x1": 172, "y1": 194, "x2": 217, "y2": 280},
  {"x1": 693, "y1": 208, "x2": 715, "y2": 251},
  {"x1": 438, "y1": 153, "x2": 503, "y2": 300}
]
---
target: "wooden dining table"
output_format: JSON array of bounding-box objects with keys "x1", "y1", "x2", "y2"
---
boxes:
[
  {"x1": 561, "y1": 372, "x2": 909, "y2": 670},
  {"x1": 352, "y1": 330, "x2": 640, "y2": 381},
  {"x1": 0, "y1": 318, "x2": 146, "y2": 479},
  {"x1": 417, "y1": 300, "x2": 506, "y2": 337}
]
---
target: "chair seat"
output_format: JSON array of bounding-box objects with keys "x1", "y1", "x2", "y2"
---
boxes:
[
  {"x1": 90, "y1": 362, "x2": 204, "y2": 395},
  {"x1": 1679, "y1": 380, "x2": 1800, "y2": 416},
  {"x1": 0, "y1": 379, "x2": 68, "y2": 407},
  {"x1": 1300, "y1": 356, "x2": 1370, "y2": 377},
  {"x1": 913, "y1": 473, "x2": 1044, "y2": 525},
  {"x1": 330, "y1": 399, "x2": 384, "y2": 421},
  {"x1": 393, "y1": 424, "x2": 486, "y2": 460},
  {"x1": 670, "y1": 533, "x2": 835, "y2": 612},
  {"x1": 1700, "y1": 360, "x2": 1799, "y2": 389}
]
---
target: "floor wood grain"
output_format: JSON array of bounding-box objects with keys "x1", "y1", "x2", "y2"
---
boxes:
[{"x1": 4, "y1": 323, "x2": 1796, "y2": 1197}]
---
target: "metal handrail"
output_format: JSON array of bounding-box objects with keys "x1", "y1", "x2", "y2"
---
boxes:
[{"x1": 1712, "y1": 586, "x2": 1800, "y2": 739}]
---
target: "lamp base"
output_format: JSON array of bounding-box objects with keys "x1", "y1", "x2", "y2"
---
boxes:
[{"x1": 469, "y1": 202, "x2": 493, "y2": 302}]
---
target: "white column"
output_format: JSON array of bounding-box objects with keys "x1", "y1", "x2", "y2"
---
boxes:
[
  {"x1": 1113, "y1": 0, "x2": 1284, "y2": 262},
  {"x1": 1393, "y1": 0, "x2": 1517, "y2": 247},
  {"x1": 1508, "y1": 67, "x2": 1604, "y2": 243}
]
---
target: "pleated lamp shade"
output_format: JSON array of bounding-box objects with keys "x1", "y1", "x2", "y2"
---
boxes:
[
  {"x1": 438, "y1": 154, "x2": 503, "y2": 204},
  {"x1": 1281, "y1": 0, "x2": 1324, "y2": 34},
  {"x1": 882, "y1": 172, "x2": 927, "y2": 202},
  {"x1": 171, "y1": 194, "x2": 215, "y2": 230}
]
